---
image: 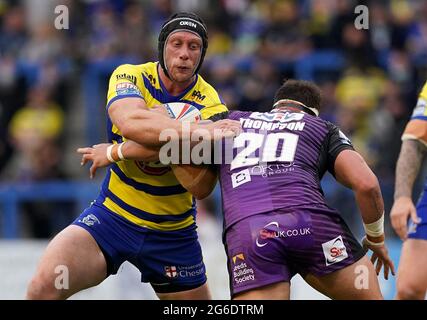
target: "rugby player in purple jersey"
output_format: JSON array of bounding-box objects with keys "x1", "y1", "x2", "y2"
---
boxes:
[{"x1": 79, "y1": 80, "x2": 395, "y2": 300}]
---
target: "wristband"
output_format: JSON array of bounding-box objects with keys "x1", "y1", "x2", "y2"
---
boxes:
[
  {"x1": 106, "y1": 144, "x2": 115, "y2": 163},
  {"x1": 363, "y1": 213, "x2": 384, "y2": 238},
  {"x1": 118, "y1": 142, "x2": 126, "y2": 161},
  {"x1": 362, "y1": 236, "x2": 384, "y2": 247}
]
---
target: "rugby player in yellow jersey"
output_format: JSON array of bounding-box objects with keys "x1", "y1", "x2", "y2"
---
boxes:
[
  {"x1": 26, "y1": 12, "x2": 240, "y2": 300},
  {"x1": 390, "y1": 81, "x2": 427, "y2": 299}
]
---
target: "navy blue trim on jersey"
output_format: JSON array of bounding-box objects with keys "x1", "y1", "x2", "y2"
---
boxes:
[
  {"x1": 410, "y1": 116, "x2": 427, "y2": 121},
  {"x1": 141, "y1": 67, "x2": 198, "y2": 104},
  {"x1": 106, "y1": 94, "x2": 144, "y2": 110},
  {"x1": 158, "y1": 72, "x2": 198, "y2": 102},
  {"x1": 180, "y1": 99, "x2": 204, "y2": 110},
  {"x1": 106, "y1": 117, "x2": 123, "y2": 143},
  {"x1": 97, "y1": 189, "x2": 196, "y2": 223},
  {"x1": 142, "y1": 74, "x2": 165, "y2": 102},
  {"x1": 110, "y1": 164, "x2": 187, "y2": 195}
]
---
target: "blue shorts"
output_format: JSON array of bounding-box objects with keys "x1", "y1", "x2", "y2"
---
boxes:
[
  {"x1": 408, "y1": 189, "x2": 427, "y2": 240},
  {"x1": 72, "y1": 204, "x2": 207, "y2": 293}
]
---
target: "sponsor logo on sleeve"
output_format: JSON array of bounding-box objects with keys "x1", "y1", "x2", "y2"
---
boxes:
[
  {"x1": 338, "y1": 130, "x2": 352, "y2": 145},
  {"x1": 408, "y1": 218, "x2": 422, "y2": 234},
  {"x1": 116, "y1": 73, "x2": 137, "y2": 84},
  {"x1": 115, "y1": 82, "x2": 142, "y2": 96},
  {"x1": 412, "y1": 98, "x2": 427, "y2": 117},
  {"x1": 78, "y1": 214, "x2": 100, "y2": 227}
]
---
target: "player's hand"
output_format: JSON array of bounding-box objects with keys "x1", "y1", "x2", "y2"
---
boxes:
[
  {"x1": 390, "y1": 196, "x2": 420, "y2": 241},
  {"x1": 77, "y1": 143, "x2": 112, "y2": 179},
  {"x1": 202, "y1": 119, "x2": 242, "y2": 139},
  {"x1": 151, "y1": 104, "x2": 169, "y2": 116},
  {"x1": 362, "y1": 238, "x2": 396, "y2": 280}
]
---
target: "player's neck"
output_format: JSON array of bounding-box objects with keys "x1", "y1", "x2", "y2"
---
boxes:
[{"x1": 158, "y1": 65, "x2": 196, "y2": 96}]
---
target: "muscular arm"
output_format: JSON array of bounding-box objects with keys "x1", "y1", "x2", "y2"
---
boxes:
[
  {"x1": 121, "y1": 139, "x2": 218, "y2": 198},
  {"x1": 108, "y1": 98, "x2": 240, "y2": 148},
  {"x1": 171, "y1": 165, "x2": 218, "y2": 200},
  {"x1": 80, "y1": 137, "x2": 219, "y2": 198},
  {"x1": 120, "y1": 140, "x2": 160, "y2": 162},
  {"x1": 394, "y1": 139, "x2": 427, "y2": 199},
  {"x1": 122, "y1": 139, "x2": 218, "y2": 199},
  {"x1": 108, "y1": 98, "x2": 193, "y2": 147},
  {"x1": 334, "y1": 150, "x2": 395, "y2": 278},
  {"x1": 334, "y1": 150, "x2": 384, "y2": 224}
]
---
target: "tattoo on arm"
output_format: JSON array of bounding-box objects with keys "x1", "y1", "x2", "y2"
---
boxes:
[
  {"x1": 394, "y1": 139, "x2": 427, "y2": 199},
  {"x1": 372, "y1": 187, "x2": 384, "y2": 217}
]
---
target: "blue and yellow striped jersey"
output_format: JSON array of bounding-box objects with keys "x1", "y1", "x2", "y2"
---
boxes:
[
  {"x1": 97, "y1": 62, "x2": 228, "y2": 231},
  {"x1": 402, "y1": 82, "x2": 427, "y2": 145}
]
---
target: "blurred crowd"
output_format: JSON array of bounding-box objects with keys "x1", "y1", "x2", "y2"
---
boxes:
[{"x1": 0, "y1": 0, "x2": 426, "y2": 238}]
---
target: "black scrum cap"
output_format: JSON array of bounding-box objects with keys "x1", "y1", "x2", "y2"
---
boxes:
[{"x1": 158, "y1": 12, "x2": 208, "y2": 78}]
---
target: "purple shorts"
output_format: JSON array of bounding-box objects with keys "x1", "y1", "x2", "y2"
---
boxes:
[{"x1": 224, "y1": 205, "x2": 366, "y2": 297}]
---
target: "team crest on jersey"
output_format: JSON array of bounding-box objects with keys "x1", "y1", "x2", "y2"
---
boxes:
[
  {"x1": 136, "y1": 161, "x2": 170, "y2": 175},
  {"x1": 249, "y1": 111, "x2": 305, "y2": 123}
]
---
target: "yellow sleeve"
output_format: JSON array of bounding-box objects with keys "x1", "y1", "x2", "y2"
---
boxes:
[
  {"x1": 420, "y1": 82, "x2": 427, "y2": 101},
  {"x1": 402, "y1": 82, "x2": 427, "y2": 144},
  {"x1": 106, "y1": 64, "x2": 145, "y2": 109},
  {"x1": 196, "y1": 81, "x2": 228, "y2": 120},
  {"x1": 200, "y1": 102, "x2": 228, "y2": 120}
]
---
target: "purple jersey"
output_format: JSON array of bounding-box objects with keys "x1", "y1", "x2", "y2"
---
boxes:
[{"x1": 219, "y1": 109, "x2": 354, "y2": 230}]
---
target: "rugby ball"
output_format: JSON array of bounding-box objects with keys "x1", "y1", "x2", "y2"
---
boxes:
[{"x1": 164, "y1": 102, "x2": 201, "y2": 123}]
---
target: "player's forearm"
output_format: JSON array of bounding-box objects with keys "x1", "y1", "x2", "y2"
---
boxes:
[
  {"x1": 119, "y1": 139, "x2": 211, "y2": 165},
  {"x1": 171, "y1": 165, "x2": 218, "y2": 200},
  {"x1": 354, "y1": 177, "x2": 386, "y2": 243},
  {"x1": 394, "y1": 139, "x2": 426, "y2": 199},
  {"x1": 120, "y1": 110, "x2": 196, "y2": 147},
  {"x1": 334, "y1": 150, "x2": 384, "y2": 223},
  {"x1": 354, "y1": 178, "x2": 385, "y2": 224},
  {"x1": 121, "y1": 140, "x2": 160, "y2": 162}
]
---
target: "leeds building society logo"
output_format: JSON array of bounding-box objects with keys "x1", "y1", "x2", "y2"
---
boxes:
[
  {"x1": 232, "y1": 253, "x2": 245, "y2": 264},
  {"x1": 231, "y1": 253, "x2": 255, "y2": 284},
  {"x1": 322, "y1": 235, "x2": 348, "y2": 266},
  {"x1": 78, "y1": 214, "x2": 100, "y2": 227}
]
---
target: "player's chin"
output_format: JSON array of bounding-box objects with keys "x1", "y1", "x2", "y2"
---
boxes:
[{"x1": 173, "y1": 69, "x2": 193, "y2": 82}]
